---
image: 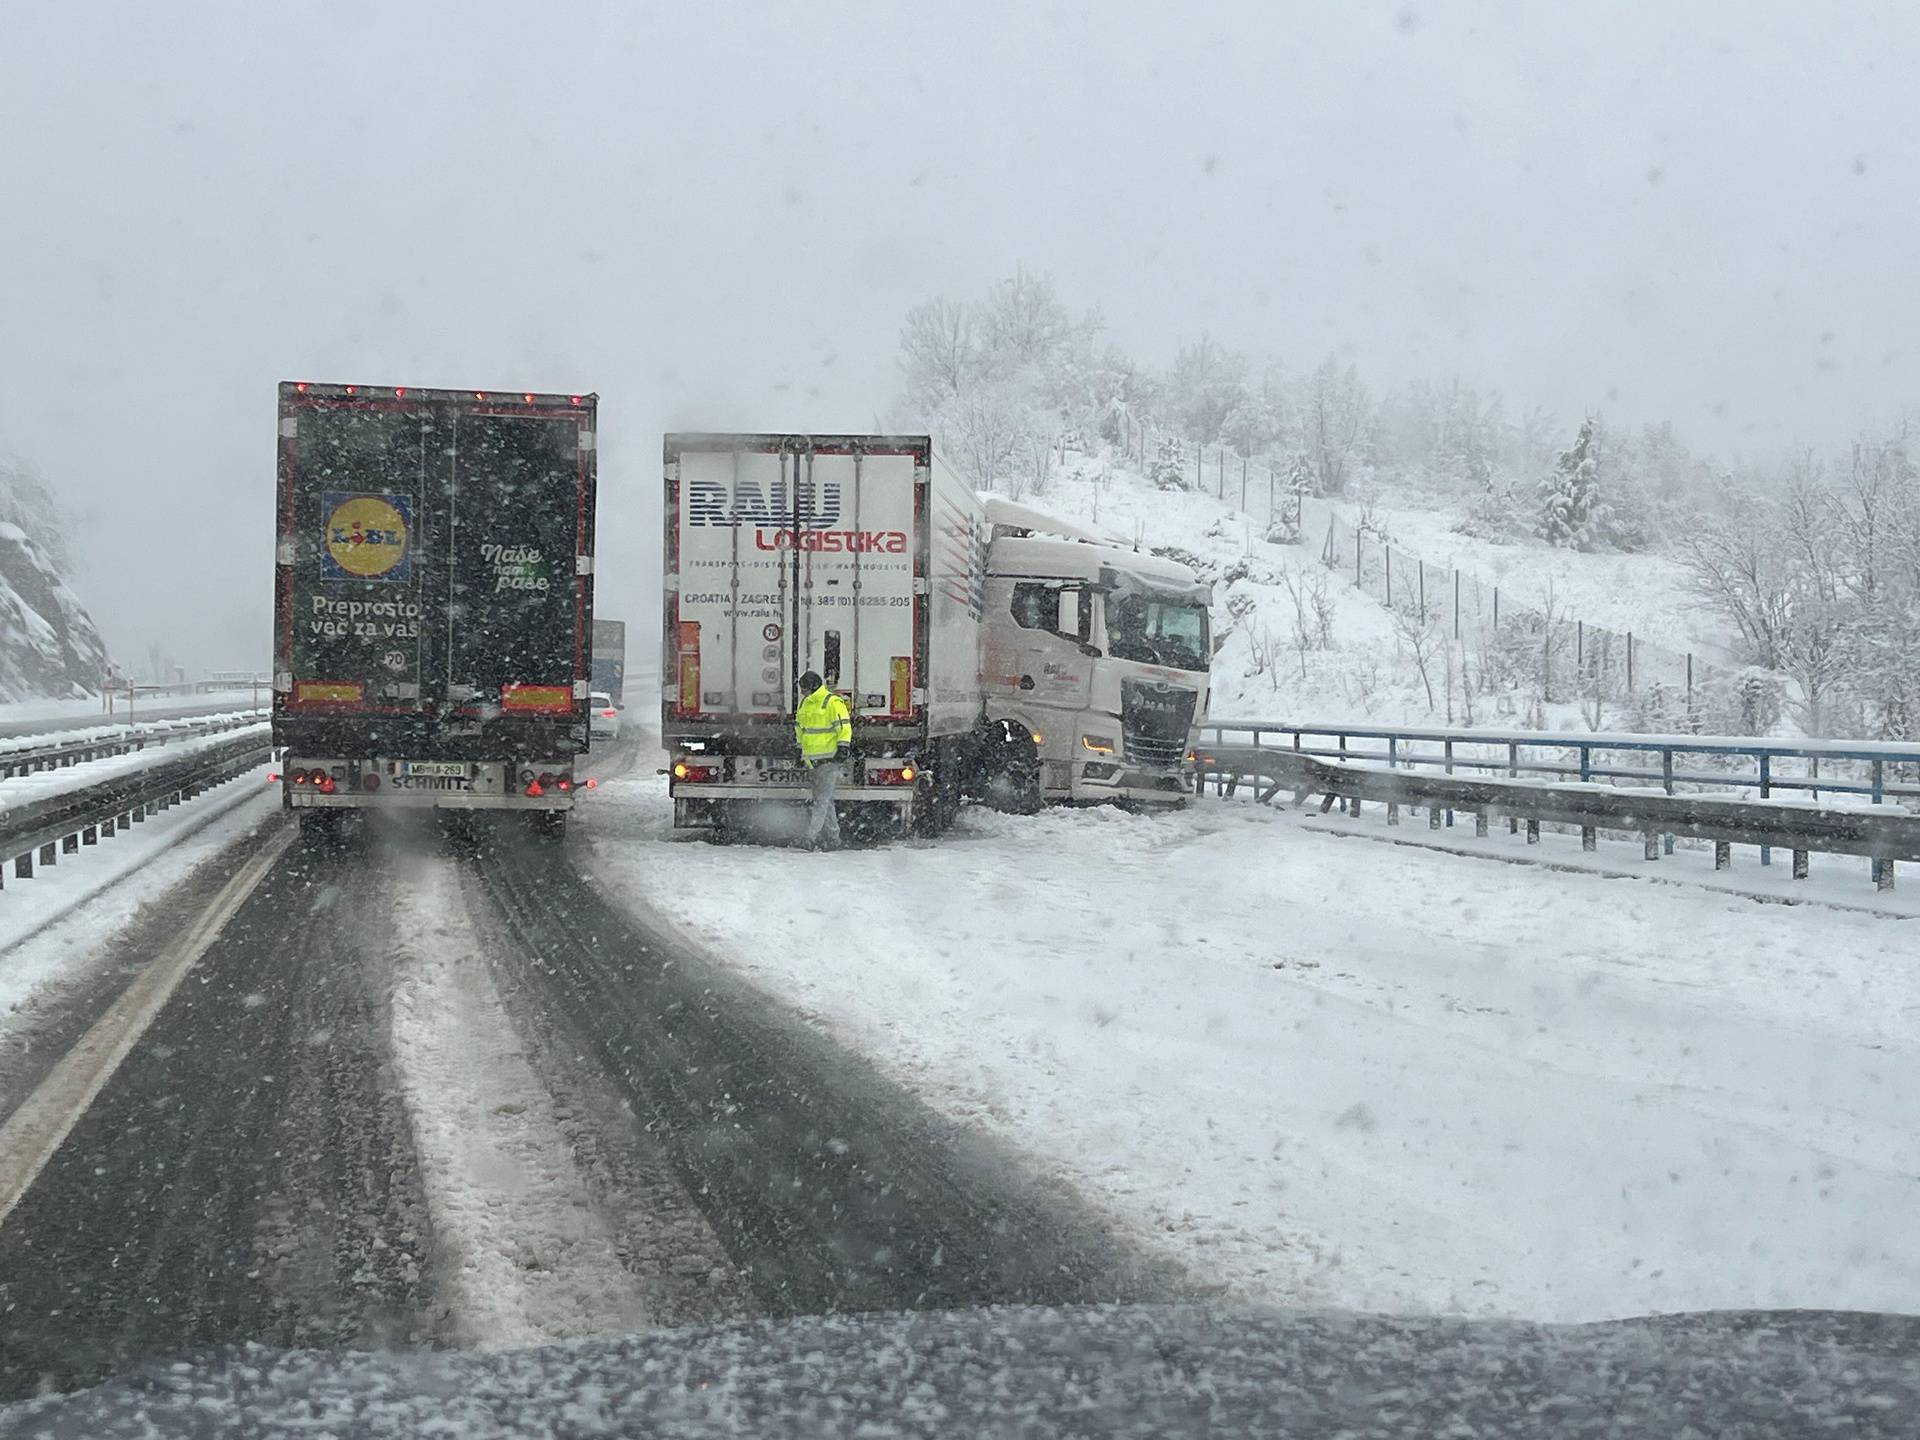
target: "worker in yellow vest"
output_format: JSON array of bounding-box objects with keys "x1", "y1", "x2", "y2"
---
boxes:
[{"x1": 794, "y1": 669, "x2": 852, "y2": 850}]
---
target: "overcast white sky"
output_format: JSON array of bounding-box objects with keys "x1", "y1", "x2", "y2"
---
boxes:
[{"x1": 1, "y1": 1, "x2": 1914, "y2": 672}]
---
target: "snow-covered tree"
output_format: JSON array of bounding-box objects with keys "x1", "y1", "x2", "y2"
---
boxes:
[{"x1": 1537, "y1": 418, "x2": 1608, "y2": 550}]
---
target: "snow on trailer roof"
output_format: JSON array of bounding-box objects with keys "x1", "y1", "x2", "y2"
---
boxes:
[{"x1": 281, "y1": 382, "x2": 595, "y2": 406}]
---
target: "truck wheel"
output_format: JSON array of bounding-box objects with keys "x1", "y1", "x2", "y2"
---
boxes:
[
  {"x1": 980, "y1": 722, "x2": 1042, "y2": 814},
  {"x1": 529, "y1": 811, "x2": 567, "y2": 843}
]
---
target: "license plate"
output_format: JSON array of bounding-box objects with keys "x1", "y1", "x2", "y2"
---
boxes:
[{"x1": 401, "y1": 761, "x2": 468, "y2": 778}]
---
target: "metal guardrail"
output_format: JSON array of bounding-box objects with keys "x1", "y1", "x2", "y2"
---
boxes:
[
  {"x1": 1199, "y1": 720, "x2": 1920, "y2": 805},
  {"x1": 0, "y1": 712, "x2": 268, "y2": 779},
  {"x1": 1196, "y1": 721, "x2": 1920, "y2": 892},
  {"x1": 0, "y1": 728, "x2": 272, "y2": 889}
]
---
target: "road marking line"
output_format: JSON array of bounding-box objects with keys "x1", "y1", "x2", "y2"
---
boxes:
[{"x1": 0, "y1": 823, "x2": 293, "y2": 1230}]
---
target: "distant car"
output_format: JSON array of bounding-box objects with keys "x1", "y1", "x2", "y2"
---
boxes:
[{"x1": 589, "y1": 691, "x2": 621, "y2": 741}]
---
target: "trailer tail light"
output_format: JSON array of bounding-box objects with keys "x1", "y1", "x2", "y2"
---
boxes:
[
  {"x1": 317, "y1": 775, "x2": 337, "y2": 794},
  {"x1": 584, "y1": 777, "x2": 598, "y2": 789},
  {"x1": 675, "y1": 621, "x2": 701, "y2": 716},
  {"x1": 869, "y1": 766, "x2": 917, "y2": 785},
  {"x1": 267, "y1": 772, "x2": 279, "y2": 783},
  {"x1": 526, "y1": 779, "x2": 544, "y2": 797},
  {"x1": 889, "y1": 656, "x2": 911, "y2": 716},
  {"x1": 672, "y1": 761, "x2": 719, "y2": 782},
  {"x1": 502, "y1": 683, "x2": 573, "y2": 714},
  {"x1": 556, "y1": 778, "x2": 572, "y2": 791},
  {"x1": 570, "y1": 395, "x2": 583, "y2": 406},
  {"x1": 361, "y1": 773, "x2": 380, "y2": 791}
]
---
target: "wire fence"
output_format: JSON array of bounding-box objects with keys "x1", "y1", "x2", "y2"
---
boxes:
[{"x1": 1104, "y1": 409, "x2": 1759, "y2": 733}]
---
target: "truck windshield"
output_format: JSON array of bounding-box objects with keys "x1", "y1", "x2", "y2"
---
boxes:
[{"x1": 1104, "y1": 591, "x2": 1209, "y2": 671}]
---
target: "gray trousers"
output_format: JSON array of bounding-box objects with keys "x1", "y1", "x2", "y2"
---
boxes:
[{"x1": 805, "y1": 760, "x2": 843, "y2": 844}]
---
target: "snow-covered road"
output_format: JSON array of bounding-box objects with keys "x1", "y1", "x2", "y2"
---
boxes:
[{"x1": 581, "y1": 764, "x2": 1920, "y2": 1324}]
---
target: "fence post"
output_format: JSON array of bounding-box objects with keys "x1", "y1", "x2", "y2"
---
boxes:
[
  {"x1": 1453, "y1": 570, "x2": 1460, "y2": 639},
  {"x1": 1385, "y1": 547, "x2": 1392, "y2": 607},
  {"x1": 1355, "y1": 531, "x2": 1362, "y2": 585},
  {"x1": 1194, "y1": 441, "x2": 1202, "y2": 490},
  {"x1": 1686, "y1": 653, "x2": 1694, "y2": 707},
  {"x1": 1627, "y1": 631, "x2": 1635, "y2": 692},
  {"x1": 1241, "y1": 454, "x2": 1248, "y2": 509},
  {"x1": 1418, "y1": 561, "x2": 1426, "y2": 623},
  {"x1": 1577, "y1": 620, "x2": 1583, "y2": 666},
  {"x1": 1493, "y1": 587, "x2": 1500, "y2": 628}
]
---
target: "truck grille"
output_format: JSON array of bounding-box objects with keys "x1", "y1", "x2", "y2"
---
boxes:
[{"x1": 1121, "y1": 679, "x2": 1197, "y2": 767}]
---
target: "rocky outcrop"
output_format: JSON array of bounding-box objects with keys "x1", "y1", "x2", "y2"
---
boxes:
[{"x1": 0, "y1": 520, "x2": 108, "y2": 700}]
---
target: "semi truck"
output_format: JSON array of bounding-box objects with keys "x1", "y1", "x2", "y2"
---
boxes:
[
  {"x1": 976, "y1": 496, "x2": 1212, "y2": 808},
  {"x1": 591, "y1": 618, "x2": 627, "y2": 708},
  {"x1": 272, "y1": 381, "x2": 598, "y2": 837},
  {"x1": 661, "y1": 433, "x2": 1210, "y2": 835}
]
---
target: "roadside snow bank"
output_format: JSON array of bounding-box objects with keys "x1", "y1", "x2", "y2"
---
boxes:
[{"x1": 580, "y1": 772, "x2": 1920, "y2": 1323}]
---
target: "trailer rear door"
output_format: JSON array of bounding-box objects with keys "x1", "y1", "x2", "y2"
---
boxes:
[
  {"x1": 278, "y1": 386, "x2": 594, "y2": 721},
  {"x1": 669, "y1": 437, "x2": 919, "y2": 724}
]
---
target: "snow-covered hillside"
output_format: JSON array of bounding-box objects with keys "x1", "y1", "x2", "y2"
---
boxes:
[{"x1": 1014, "y1": 450, "x2": 1755, "y2": 731}]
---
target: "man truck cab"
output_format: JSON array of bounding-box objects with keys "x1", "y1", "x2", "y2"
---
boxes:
[{"x1": 977, "y1": 499, "x2": 1211, "y2": 809}]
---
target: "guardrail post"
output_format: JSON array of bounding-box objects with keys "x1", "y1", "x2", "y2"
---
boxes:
[
  {"x1": 1582, "y1": 827, "x2": 1596, "y2": 851},
  {"x1": 1792, "y1": 849, "x2": 1809, "y2": 880},
  {"x1": 38, "y1": 843, "x2": 55, "y2": 867},
  {"x1": 1429, "y1": 806, "x2": 1442, "y2": 831},
  {"x1": 1759, "y1": 755, "x2": 1772, "y2": 866},
  {"x1": 1475, "y1": 813, "x2": 1488, "y2": 838},
  {"x1": 62, "y1": 832, "x2": 79, "y2": 853},
  {"x1": 1876, "y1": 860, "x2": 1896, "y2": 891},
  {"x1": 1715, "y1": 841, "x2": 1730, "y2": 870},
  {"x1": 1661, "y1": 748, "x2": 1676, "y2": 855},
  {"x1": 1526, "y1": 819, "x2": 1540, "y2": 844},
  {"x1": 1580, "y1": 745, "x2": 1591, "y2": 783},
  {"x1": 1387, "y1": 801, "x2": 1400, "y2": 825},
  {"x1": 14, "y1": 852, "x2": 31, "y2": 879},
  {"x1": 1643, "y1": 831, "x2": 1658, "y2": 861},
  {"x1": 1627, "y1": 631, "x2": 1635, "y2": 692},
  {"x1": 82, "y1": 824, "x2": 98, "y2": 846},
  {"x1": 1872, "y1": 760, "x2": 1885, "y2": 804},
  {"x1": 1508, "y1": 742, "x2": 1519, "y2": 833}
]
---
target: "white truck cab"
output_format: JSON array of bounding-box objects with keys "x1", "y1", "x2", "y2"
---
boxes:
[{"x1": 977, "y1": 500, "x2": 1211, "y2": 808}]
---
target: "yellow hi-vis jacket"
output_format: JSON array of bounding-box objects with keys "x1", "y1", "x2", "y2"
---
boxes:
[{"x1": 795, "y1": 684, "x2": 853, "y2": 763}]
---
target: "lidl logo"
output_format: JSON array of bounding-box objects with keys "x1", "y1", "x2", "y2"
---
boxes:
[{"x1": 321, "y1": 492, "x2": 412, "y2": 581}]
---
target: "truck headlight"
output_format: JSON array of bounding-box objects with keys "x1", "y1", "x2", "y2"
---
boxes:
[{"x1": 1081, "y1": 734, "x2": 1117, "y2": 754}]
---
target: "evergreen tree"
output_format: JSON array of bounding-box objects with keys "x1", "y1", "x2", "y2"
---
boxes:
[{"x1": 1538, "y1": 418, "x2": 1608, "y2": 550}]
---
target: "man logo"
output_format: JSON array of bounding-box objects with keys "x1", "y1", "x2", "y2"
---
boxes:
[{"x1": 322, "y1": 492, "x2": 412, "y2": 581}]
